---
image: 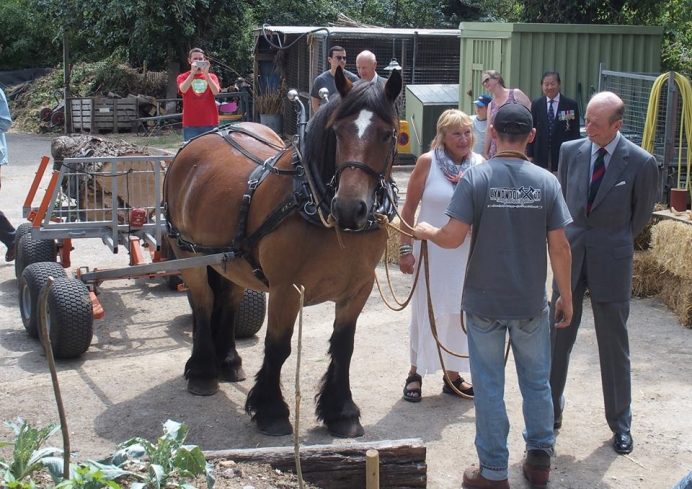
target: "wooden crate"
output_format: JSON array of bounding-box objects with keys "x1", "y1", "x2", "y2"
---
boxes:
[{"x1": 70, "y1": 97, "x2": 138, "y2": 133}]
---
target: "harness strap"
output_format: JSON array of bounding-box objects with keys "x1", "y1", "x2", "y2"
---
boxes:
[{"x1": 220, "y1": 125, "x2": 286, "y2": 151}]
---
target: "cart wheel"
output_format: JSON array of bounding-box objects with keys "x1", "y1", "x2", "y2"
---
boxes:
[
  {"x1": 50, "y1": 110, "x2": 64, "y2": 128},
  {"x1": 43, "y1": 277, "x2": 93, "y2": 359},
  {"x1": 234, "y1": 289, "x2": 266, "y2": 339},
  {"x1": 15, "y1": 234, "x2": 57, "y2": 279},
  {"x1": 19, "y1": 262, "x2": 67, "y2": 338},
  {"x1": 40, "y1": 107, "x2": 53, "y2": 122},
  {"x1": 14, "y1": 222, "x2": 33, "y2": 243}
]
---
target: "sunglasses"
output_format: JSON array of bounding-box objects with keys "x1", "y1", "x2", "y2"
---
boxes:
[
  {"x1": 333, "y1": 55, "x2": 347, "y2": 61},
  {"x1": 482, "y1": 78, "x2": 491, "y2": 84}
]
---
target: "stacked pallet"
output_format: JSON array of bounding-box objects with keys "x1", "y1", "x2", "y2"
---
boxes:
[{"x1": 70, "y1": 96, "x2": 138, "y2": 133}]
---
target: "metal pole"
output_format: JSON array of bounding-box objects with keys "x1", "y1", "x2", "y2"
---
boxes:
[{"x1": 63, "y1": 32, "x2": 72, "y2": 134}]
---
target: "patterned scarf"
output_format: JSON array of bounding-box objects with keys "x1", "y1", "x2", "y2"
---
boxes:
[{"x1": 435, "y1": 145, "x2": 472, "y2": 186}]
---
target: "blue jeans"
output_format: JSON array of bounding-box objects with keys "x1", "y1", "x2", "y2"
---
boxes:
[
  {"x1": 183, "y1": 125, "x2": 216, "y2": 142},
  {"x1": 673, "y1": 471, "x2": 692, "y2": 489},
  {"x1": 466, "y1": 307, "x2": 555, "y2": 481}
]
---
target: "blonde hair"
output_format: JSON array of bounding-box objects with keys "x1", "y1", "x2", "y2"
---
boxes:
[{"x1": 431, "y1": 109, "x2": 474, "y2": 150}]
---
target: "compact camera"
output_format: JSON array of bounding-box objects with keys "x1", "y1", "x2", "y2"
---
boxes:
[{"x1": 193, "y1": 60, "x2": 210, "y2": 70}]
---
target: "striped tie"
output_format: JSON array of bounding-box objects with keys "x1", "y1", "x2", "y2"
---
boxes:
[{"x1": 587, "y1": 147, "x2": 607, "y2": 214}]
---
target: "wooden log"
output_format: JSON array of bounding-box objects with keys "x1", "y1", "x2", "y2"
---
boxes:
[{"x1": 204, "y1": 438, "x2": 426, "y2": 489}]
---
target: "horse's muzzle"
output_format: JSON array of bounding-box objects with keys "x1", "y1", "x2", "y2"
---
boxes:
[{"x1": 331, "y1": 196, "x2": 369, "y2": 231}]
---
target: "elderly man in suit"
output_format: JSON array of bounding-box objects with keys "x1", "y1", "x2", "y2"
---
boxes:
[
  {"x1": 528, "y1": 71, "x2": 580, "y2": 171},
  {"x1": 550, "y1": 91, "x2": 659, "y2": 455}
]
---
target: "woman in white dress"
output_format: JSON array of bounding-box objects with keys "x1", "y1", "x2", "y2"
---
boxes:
[{"x1": 399, "y1": 109, "x2": 484, "y2": 402}]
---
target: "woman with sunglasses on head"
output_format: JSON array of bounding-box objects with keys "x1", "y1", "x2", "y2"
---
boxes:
[
  {"x1": 399, "y1": 109, "x2": 484, "y2": 403},
  {"x1": 481, "y1": 70, "x2": 531, "y2": 159}
]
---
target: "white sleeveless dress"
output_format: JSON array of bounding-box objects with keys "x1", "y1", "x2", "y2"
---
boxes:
[{"x1": 408, "y1": 151, "x2": 483, "y2": 375}]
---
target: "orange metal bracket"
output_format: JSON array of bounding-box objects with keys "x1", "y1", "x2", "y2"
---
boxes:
[
  {"x1": 59, "y1": 238, "x2": 72, "y2": 268},
  {"x1": 128, "y1": 236, "x2": 146, "y2": 266},
  {"x1": 32, "y1": 169, "x2": 61, "y2": 227},
  {"x1": 23, "y1": 156, "x2": 50, "y2": 213},
  {"x1": 89, "y1": 291, "x2": 105, "y2": 320}
]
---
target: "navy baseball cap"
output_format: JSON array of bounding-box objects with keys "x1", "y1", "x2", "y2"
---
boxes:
[
  {"x1": 493, "y1": 103, "x2": 533, "y2": 135},
  {"x1": 474, "y1": 95, "x2": 492, "y2": 107}
]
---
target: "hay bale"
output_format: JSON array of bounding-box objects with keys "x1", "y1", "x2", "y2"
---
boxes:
[
  {"x1": 632, "y1": 251, "x2": 665, "y2": 297},
  {"x1": 650, "y1": 220, "x2": 692, "y2": 279},
  {"x1": 658, "y1": 276, "x2": 692, "y2": 328}
]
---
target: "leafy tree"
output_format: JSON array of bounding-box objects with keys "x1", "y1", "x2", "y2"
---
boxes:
[{"x1": 0, "y1": 0, "x2": 61, "y2": 69}]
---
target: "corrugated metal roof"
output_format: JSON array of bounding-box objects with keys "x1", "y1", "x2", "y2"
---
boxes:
[
  {"x1": 406, "y1": 84, "x2": 459, "y2": 104},
  {"x1": 255, "y1": 25, "x2": 460, "y2": 38}
]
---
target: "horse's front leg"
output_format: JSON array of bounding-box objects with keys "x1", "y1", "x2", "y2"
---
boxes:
[
  {"x1": 315, "y1": 281, "x2": 372, "y2": 438},
  {"x1": 182, "y1": 267, "x2": 219, "y2": 396},
  {"x1": 245, "y1": 286, "x2": 299, "y2": 436}
]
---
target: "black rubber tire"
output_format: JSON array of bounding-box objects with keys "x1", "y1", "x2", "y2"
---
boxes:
[
  {"x1": 14, "y1": 222, "x2": 33, "y2": 243},
  {"x1": 43, "y1": 278, "x2": 93, "y2": 359},
  {"x1": 234, "y1": 289, "x2": 266, "y2": 339},
  {"x1": 19, "y1": 262, "x2": 67, "y2": 338},
  {"x1": 15, "y1": 233, "x2": 57, "y2": 279}
]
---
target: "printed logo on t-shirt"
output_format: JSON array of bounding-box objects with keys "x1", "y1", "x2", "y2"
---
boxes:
[
  {"x1": 191, "y1": 78, "x2": 208, "y2": 94},
  {"x1": 488, "y1": 186, "x2": 543, "y2": 208}
]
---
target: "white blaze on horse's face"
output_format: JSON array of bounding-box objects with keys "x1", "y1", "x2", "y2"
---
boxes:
[{"x1": 353, "y1": 110, "x2": 374, "y2": 139}]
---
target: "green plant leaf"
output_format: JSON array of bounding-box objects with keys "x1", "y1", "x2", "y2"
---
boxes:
[
  {"x1": 162, "y1": 420, "x2": 188, "y2": 446},
  {"x1": 148, "y1": 463, "x2": 165, "y2": 489},
  {"x1": 173, "y1": 447, "x2": 207, "y2": 476}
]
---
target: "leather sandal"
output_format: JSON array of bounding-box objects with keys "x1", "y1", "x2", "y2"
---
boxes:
[
  {"x1": 403, "y1": 373, "x2": 422, "y2": 403},
  {"x1": 442, "y1": 375, "x2": 474, "y2": 399}
]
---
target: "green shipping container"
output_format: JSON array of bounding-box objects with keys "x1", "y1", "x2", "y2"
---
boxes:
[
  {"x1": 458, "y1": 22, "x2": 663, "y2": 115},
  {"x1": 405, "y1": 84, "x2": 459, "y2": 157}
]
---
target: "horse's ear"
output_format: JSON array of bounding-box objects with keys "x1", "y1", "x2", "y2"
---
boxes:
[
  {"x1": 335, "y1": 66, "x2": 353, "y2": 99},
  {"x1": 384, "y1": 69, "x2": 403, "y2": 103}
]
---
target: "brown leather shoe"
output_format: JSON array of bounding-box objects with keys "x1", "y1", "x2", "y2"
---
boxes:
[
  {"x1": 522, "y1": 449, "x2": 550, "y2": 488},
  {"x1": 462, "y1": 466, "x2": 510, "y2": 489}
]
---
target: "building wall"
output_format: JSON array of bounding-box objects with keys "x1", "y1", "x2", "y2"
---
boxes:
[{"x1": 459, "y1": 23, "x2": 663, "y2": 115}]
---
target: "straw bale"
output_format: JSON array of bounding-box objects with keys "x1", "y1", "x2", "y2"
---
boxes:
[
  {"x1": 650, "y1": 220, "x2": 692, "y2": 279},
  {"x1": 658, "y1": 276, "x2": 692, "y2": 328},
  {"x1": 634, "y1": 206, "x2": 665, "y2": 250},
  {"x1": 632, "y1": 251, "x2": 666, "y2": 297}
]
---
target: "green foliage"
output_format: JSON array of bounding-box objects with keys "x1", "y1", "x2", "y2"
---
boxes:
[
  {"x1": 0, "y1": 0, "x2": 62, "y2": 69},
  {"x1": 108, "y1": 420, "x2": 213, "y2": 489},
  {"x1": 0, "y1": 418, "x2": 61, "y2": 483},
  {"x1": 54, "y1": 465, "x2": 122, "y2": 489},
  {"x1": 0, "y1": 419, "x2": 212, "y2": 488}
]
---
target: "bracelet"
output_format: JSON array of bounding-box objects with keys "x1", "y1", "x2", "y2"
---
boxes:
[{"x1": 399, "y1": 244, "x2": 413, "y2": 256}]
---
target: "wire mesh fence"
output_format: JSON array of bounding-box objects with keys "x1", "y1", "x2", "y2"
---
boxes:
[{"x1": 599, "y1": 69, "x2": 688, "y2": 203}]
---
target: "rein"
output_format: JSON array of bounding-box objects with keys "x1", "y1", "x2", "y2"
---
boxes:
[{"x1": 375, "y1": 204, "x2": 512, "y2": 382}]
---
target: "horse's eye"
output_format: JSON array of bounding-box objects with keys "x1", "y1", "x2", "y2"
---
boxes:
[{"x1": 382, "y1": 131, "x2": 392, "y2": 143}]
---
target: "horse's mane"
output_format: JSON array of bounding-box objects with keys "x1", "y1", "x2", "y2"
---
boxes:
[{"x1": 304, "y1": 80, "x2": 398, "y2": 185}]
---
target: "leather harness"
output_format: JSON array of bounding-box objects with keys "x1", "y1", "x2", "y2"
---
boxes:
[{"x1": 166, "y1": 125, "x2": 399, "y2": 286}]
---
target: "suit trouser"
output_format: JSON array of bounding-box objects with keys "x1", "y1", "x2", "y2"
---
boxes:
[
  {"x1": 550, "y1": 264, "x2": 632, "y2": 434},
  {"x1": 0, "y1": 210, "x2": 15, "y2": 248}
]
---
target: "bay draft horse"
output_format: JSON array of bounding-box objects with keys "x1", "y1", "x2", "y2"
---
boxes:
[{"x1": 163, "y1": 67, "x2": 402, "y2": 437}]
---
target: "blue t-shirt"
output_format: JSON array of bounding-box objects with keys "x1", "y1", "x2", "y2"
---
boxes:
[
  {"x1": 446, "y1": 157, "x2": 572, "y2": 319},
  {"x1": 310, "y1": 70, "x2": 359, "y2": 104}
]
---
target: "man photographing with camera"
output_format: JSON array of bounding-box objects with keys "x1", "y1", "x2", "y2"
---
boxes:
[{"x1": 177, "y1": 47, "x2": 220, "y2": 141}]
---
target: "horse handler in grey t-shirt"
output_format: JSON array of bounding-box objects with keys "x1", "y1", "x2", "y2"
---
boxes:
[{"x1": 413, "y1": 103, "x2": 574, "y2": 489}]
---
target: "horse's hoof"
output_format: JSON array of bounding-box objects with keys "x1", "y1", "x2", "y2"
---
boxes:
[
  {"x1": 187, "y1": 377, "x2": 219, "y2": 396},
  {"x1": 327, "y1": 418, "x2": 364, "y2": 438},
  {"x1": 256, "y1": 417, "x2": 293, "y2": 436},
  {"x1": 219, "y1": 365, "x2": 246, "y2": 382}
]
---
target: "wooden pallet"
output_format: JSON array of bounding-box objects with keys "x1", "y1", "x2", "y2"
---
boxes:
[{"x1": 70, "y1": 97, "x2": 138, "y2": 133}]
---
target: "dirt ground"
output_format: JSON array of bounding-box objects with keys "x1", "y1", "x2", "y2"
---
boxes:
[{"x1": 1, "y1": 132, "x2": 691, "y2": 489}]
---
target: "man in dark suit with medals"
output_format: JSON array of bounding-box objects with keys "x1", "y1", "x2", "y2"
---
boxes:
[{"x1": 528, "y1": 71, "x2": 580, "y2": 171}]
